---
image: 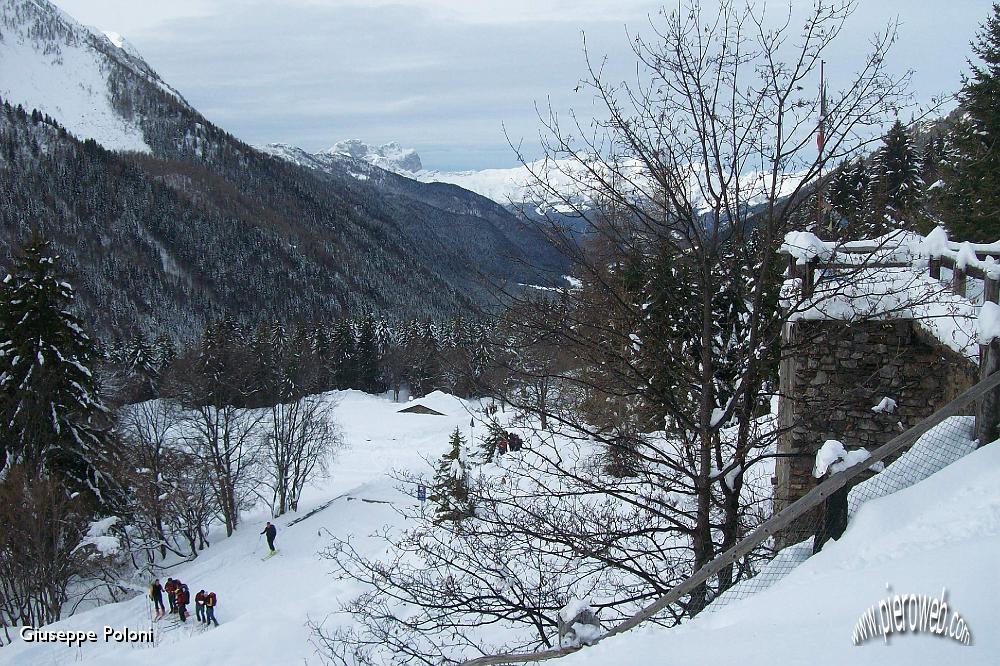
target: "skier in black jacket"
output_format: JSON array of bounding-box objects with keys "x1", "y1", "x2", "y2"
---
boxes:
[
  {"x1": 149, "y1": 579, "x2": 165, "y2": 618},
  {"x1": 261, "y1": 522, "x2": 277, "y2": 553}
]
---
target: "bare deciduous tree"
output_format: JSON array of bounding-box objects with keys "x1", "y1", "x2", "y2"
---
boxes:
[
  {"x1": 319, "y1": 2, "x2": 931, "y2": 663},
  {"x1": 185, "y1": 403, "x2": 263, "y2": 537},
  {"x1": 498, "y1": 0, "x2": 920, "y2": 613},
  {"x1": 0, "y1": 467, "x2": 115, "y2": 641},
  {"x1": 260, "y1": 396, "x2": 342, "y2": 517},
  {"x1": 118, "y1": 399, "x2": 182, "y2": 561}
]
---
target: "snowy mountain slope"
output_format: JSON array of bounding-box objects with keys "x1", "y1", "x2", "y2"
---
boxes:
[
  {"x1": 0, "y1": 0, "x2": 190, "y2": 152},
  {"x1": 0, "y1": 0, "x2": 567, "y2": 331},
  {"x1": 261, "y1": 143, "x2": 569, "y2": 285},
  {"x1": 559, "y1": 437, "x2": 1000, "y2": 665},
  {"x1": 275, "y1": 140, "x2": 591, "y2": 207},
  {"x1": 0, "y1": 390, "x2": 482, "y2": 666}
]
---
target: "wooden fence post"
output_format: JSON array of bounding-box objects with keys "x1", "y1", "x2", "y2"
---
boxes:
[
  {"x1": 787, "y1": 254, "x2": 799, "y2": 282},
  {"x1": 978, "y1": 340, "x2": 1000, "y2": 447},
  {"x1": 953, "y1": 266, "x2": 967, "y2": 297},
  {"x1": 928, "y1": 257, "x2": 941, "y2": 280},
  {"x1": 986, "y1": 274, "x2": 1000, "y2": 305},
  {"x1": 803, "y1": 257, "x2": 818, "y2": 299}
]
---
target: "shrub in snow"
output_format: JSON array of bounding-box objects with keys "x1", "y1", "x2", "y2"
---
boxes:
[
  {"x1": 73, "y1": 516, "x2": 122, "y2": 558},
  {"x1": 0, "y1": 468, "x2": 123, "y2": 627}
]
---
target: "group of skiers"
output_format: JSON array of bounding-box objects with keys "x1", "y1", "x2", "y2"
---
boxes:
[
  {"x1": 149, "y1": 578, "x2": 219, "y2": 626},
  {"x1": 145, "y1": 523, "x2": 279, "y2": 627},
  {"x1": 495, "y1": 431, "x2": 523, "y2": 455}
]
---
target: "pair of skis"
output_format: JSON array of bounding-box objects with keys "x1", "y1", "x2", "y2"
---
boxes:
[{"x1": 261, "y1": 548, "x2": 279, "y2": 561}]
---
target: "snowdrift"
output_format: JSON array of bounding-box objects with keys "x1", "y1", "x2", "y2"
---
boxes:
[
  {"x1": 559, "y1": 439, "x2": 1000, "y2": 665},
  {"x1": 0, "y1": 390, "x2": 478, "y2": 666}
]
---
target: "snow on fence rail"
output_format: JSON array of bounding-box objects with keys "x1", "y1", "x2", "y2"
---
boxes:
[
  {"x1": 780, "y1": 227, "x2": 1000, "y2": 303},
  {"x1": 459, "y1": 337, "x2": 1000, "y2": 666}
]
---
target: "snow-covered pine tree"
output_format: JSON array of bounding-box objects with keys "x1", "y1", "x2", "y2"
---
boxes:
[
  {"x1": 331, "y1": 319, "x2": 358, "y2": 390},
  {"x1": 355, "y1": 314, "x2": 383, "y2": 394},
  {"x1": 827, "y1": 157, "x2": 871, "y2": 230},
  {"x1": 873, "y1": 120, "x2": 923, "y2": 225},
  {"x1": 405, "y1": 320, "x2": 440, "y2": 397},
  {"x1": 942, "y1": 3, "x2": 1000, "y2": 241},
  {"x1": 153, "y1": 333, "x2": 176, "y2": 370},
  {"x1": 309, "y1": 323, "x2": 335, "y2": 391},
  {"x1": 430, "y1": 427, "x2": 475, "y2": 524},
  {"x1": 120, "y1": 331, "x2": 159, "y2": 401},
  {"x1": 478, "y1": 422, "x2": 507, "y2": 463},
  {"x1": 0, "y1": 236, "x2": 117, "y2": 505}
]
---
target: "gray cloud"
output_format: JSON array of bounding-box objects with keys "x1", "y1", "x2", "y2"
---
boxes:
[{"x1": 55, "y1": 0, "x2": 988, "y2": 170}]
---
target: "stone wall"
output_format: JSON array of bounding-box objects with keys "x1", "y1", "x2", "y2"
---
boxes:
[{"x1": 773, "y1": 319, "x2": 978, "y2": 517}]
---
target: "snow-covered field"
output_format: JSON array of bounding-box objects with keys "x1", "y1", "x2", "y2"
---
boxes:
[
  {"x1": 0, "y1": 390, "x2": 480, "y2": 666},
  {"x1": 1, "y1": 389, "x2": 997, "y2": 664}
]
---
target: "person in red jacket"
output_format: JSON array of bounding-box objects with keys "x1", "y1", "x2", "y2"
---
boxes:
[
  {"x1": 164, "y1": 578, "x2": 178, "y2": 614},
  {"x1": 204, "y1": 591, "x2": 219, "y2": 626},
  {"x1": 195, "y1": 590, "x2": 207, "y2": 623},
  {"x1": 175, "y1": 583, "x2": 190, "y2": 622}
]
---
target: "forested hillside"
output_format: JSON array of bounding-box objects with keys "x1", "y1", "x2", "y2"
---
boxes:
[
  {"x1": 0, "y1": 0, "x2": 564, "y2": 339},
  {"x1": 0, "y1": 104, "x2": 479, "y2": 337}
]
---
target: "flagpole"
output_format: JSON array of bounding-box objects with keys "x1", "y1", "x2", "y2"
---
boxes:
[{"x1": 817, "y1": 59, "x2": 826, "y2": 232}]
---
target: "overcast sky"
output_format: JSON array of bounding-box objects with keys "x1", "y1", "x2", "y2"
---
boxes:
[{"x1": 54, "y1": 0, "x2": 989, "y2": 171}]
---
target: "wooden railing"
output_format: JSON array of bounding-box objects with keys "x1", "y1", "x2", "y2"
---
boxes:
[
  {"x1": 781, "y1": 233, "x2": 1000, "y2": 450},
  {"x1": 782, "y1": 238, "x2": 1000, "y2": 304}
]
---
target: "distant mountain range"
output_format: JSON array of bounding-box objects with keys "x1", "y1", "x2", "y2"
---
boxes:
[
  {"x1": 301, "y1": 139, "x2": 809, "y2": 219},
  {"x1": 0, "y1": 0, "x2": 567, "y2": 339},
  {"x1": 295, "y1": 139, "x2": 586, "y2": 210}
]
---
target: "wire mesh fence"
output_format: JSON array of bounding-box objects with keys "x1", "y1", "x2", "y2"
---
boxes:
[
  {"x1": 461, "y1": 370, "x2": 1000, "y2": 666},
  {"x1": 704, "y1": 413, "x2": 980, "y2": 612}
]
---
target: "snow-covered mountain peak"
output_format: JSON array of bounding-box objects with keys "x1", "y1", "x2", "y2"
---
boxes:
[
  {"x1": 103, "y1": 30, "x2": 126, "y2": 48},
  {"x1": 322, "y1": 139, "x2": 423, "y2": 173},
  {"x1": 0, "y1": 0, "x2": 190, "y2": 152}
]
